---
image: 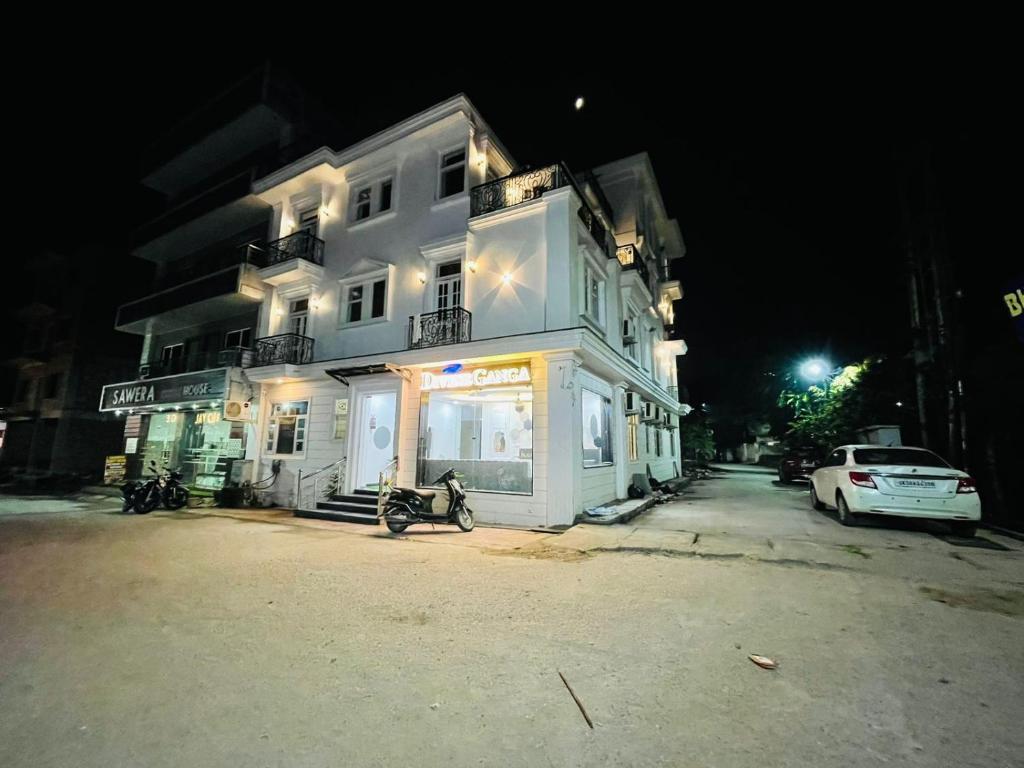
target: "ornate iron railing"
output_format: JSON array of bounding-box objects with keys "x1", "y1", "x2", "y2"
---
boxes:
[
  {"x1": 265, "y1": 231, "x2": 325, "y2": 267},
  {"x1": 407, "y1": 307, "x2": 472, "y2": 349},
  {"x1": 470, "y1": 163, "x2": 613, "y2": 257},
  {"x1": 249, "y1": 333, "x2": 314, "y2": 366},
  {"x1": 616, "y1": 244, "x2": 652, "y2": 291}
]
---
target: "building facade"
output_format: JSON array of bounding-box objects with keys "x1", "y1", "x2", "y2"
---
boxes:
[{"x1": 102, "y1": 93, "x2": 689, "y2": 527}]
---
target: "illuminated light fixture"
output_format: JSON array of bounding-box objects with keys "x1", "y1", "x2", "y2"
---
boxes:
[
  {"x1": 115, "y1": 409, "x2": 122, "y2": 416},
  {"x1": 128, "y1": 409, "x2": 134, "y2": 415},
  {"x1": 211, "y1": 401, "x2": 219, "y2": 408},
  {"x1": 319, "y1": 205, "x2": 330, "y2": 217},
  {"x1": 798, "y1": 357, "x2": 831, "y2": 383},
  {"x1": 311, "y1": 296, "x2": 321, "y2": 311},
  {"x1": 174, "y1": 405, "x2": 181, "y2": 411},
  {"x1": 275, "y1": 307, "x2": 285, "y2": 317},
  {"x1": 574, "y1": 96, "x2": 585, "y2": 111},
  {"x1": 193, "y1": 404, "x2": 199, "y2": 410},
  {"x1": 466, "y1": 260, "x2": 477, "y2": 273},
  {"x1": 417, "y1": 271, "x2": 427, "y2": 284},
  {"x1": 896, "y1": 401, "x2": 904, "y2": 407},
  {"x1": 276, "y1": 378, "x2": 284, "y2": 384},
  {"x1": 502, "y1": 273, "x2": 512, "y2": 285}
]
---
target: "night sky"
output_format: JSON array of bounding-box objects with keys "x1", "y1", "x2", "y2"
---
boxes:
[{"x1": 12, "y1": 47, "x2": 1017, "y2": 410}]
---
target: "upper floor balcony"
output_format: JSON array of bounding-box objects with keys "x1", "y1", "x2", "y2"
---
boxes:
[
  {"x1": 116, "y1": 248, "x2": 266, "y2": 336},
  {"x1": 616, "y1": 244, "x2": 655, "y2": 300},
  {"x1": 469, "y1": 163, "x2": 613, "y2": 258},
  {"x1": 250, "y1": 333, "x2": 314, "y2": 367},
  {"x1": 256, "y1": 230, "x2": 325, "y2": 286},
  {"x1": 408, "y1": 307, "x2": 472, "y2": 349},
  {"x1": 139, "y1": 347, "x2": 252, "y2": 379}
]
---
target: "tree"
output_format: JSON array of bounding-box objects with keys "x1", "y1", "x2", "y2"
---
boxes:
[{"x1": 679, "y1": 410, "x2": 716, "y2": 463}]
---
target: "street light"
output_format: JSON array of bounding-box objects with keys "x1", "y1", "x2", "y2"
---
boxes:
[{"x1": 798, "y1": 357, "x2": 832, "y2": 385}]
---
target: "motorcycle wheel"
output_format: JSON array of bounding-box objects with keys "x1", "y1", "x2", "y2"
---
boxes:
[
  {"x1": 386, "y1": 520, "x2": 409, "y2": 534},
  {"x1": 454, "y1": 503, "x2": 475, "y2": 532},
  {"x1": 133, "y1": 492, "x2": 159, "y2": 515},
  {"x1": 163, "y1": 487, "x2": 189, "y2": 510}
]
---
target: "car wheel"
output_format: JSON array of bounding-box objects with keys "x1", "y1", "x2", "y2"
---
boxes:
[
  {"x1": 809, "y1": 482, "x2": 826, "y2": 511},
  {"x1": 950, "y1": 521, "x2": 977, "y2": 538},
  {"x1": 836, "y1": 493, "x2": 858, "y2": 526}
]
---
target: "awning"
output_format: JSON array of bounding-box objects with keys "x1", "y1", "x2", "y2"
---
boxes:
[{"x1": 325, "y1": 363, "x2": 411, "y2": 386}]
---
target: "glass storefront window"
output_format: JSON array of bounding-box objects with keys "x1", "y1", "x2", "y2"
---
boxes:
[
  {"x1": 417, "y1": 385, "x2": 533, "y2": 494},
  {"x1": 266, "y1": 401, "x2": 309, "y2": 455},
  {"x1": 138, "y1": 410, "x2": 246, "y2": 489},
  {"x1": 582, "y1": 389, "x2": 613, "y2": 467}
]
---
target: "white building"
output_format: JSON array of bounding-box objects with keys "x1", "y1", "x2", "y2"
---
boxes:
[{"x1": 102, "y1": 93, "x2": 689, "y2": 529}]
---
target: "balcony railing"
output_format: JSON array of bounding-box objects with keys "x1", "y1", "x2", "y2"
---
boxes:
[
  {"x1": 408, "y1": 307, "x2": 472, "y2": 349},
  {"x1": 139, "y1": 348, "x2": 252, "y2": 379},
  {"x1": 264, "y1": 231, "x2": 325, "y2": 268},
  {"x1": 616, "y1": 244, "x2": 652, "y2": 292},
  {"x1": 470, "y1": 162, "x2": 613, "y2": 257},
  {"x1": 250, "y1": 333, "x2": 314, "y2": 367}
]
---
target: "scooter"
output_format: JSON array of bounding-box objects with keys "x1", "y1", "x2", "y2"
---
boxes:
[{"x1": 381, "y1": 467, "x2": 475, "y2": 534}]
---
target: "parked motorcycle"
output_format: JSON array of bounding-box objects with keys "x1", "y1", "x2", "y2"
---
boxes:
[
  {"x1": 132, "y1": 460, "x2": 189, "y2": 514},
  {"x1": 381, "y1": 468, "x2": 474, "y2": 533},
  {"x1": 121, "y1": 480, "x2": 141, "y2": 513}
]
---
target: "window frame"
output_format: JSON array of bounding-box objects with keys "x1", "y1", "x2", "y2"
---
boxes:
[
  {"x1": 223, "y1": 328, "x2": 252, "y2": 349},
  {"x1": 349, "y1": 174, "x2": 397, "y2": 225},
  {"x1": 627, "y1": 413, "x2": 640, "y2": 463},
  {"x1": 264, "y1": 400, "x2": 310, "y2": 457},
  {"x1": 581, "y1": 388, "x2": 614, "y2": 468},
  {"x1": 437, "y1": 146, "x2": 467, "y2": 200},
  {"x1": 338, "y1": 268, "x2": 391, "y2": 328}
]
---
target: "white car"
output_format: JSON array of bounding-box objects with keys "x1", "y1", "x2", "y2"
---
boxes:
[{"x1": 809, "y1": 445, "x2": 981, "y2": 536}]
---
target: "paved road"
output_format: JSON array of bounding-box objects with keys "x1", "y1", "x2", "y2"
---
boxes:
[{"x1": 1, "y1": 481, "x2": 1022, "y2": 768}]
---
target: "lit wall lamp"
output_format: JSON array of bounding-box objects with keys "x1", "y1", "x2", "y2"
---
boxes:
[
  {"x1": 417, "y1": 271, "x2": 427, "y2": 284},
  {"x1": 275, "y1": 307, "x2": 285, "y2": 317},
  {"x1": 502, "y1": 273, "x2": 512, "y2": 286},
  {"x1": 319, "y1": 205, "x2": 330, "y2": 217},
  {"x1": 466, "y1": 259, "x2": 477, "y2": 273},
  {"x1": 310, "y1": 295, "x2": 321, "y2": 311}
]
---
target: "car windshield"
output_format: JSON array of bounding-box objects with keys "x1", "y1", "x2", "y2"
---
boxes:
[{"x1": 852, "y1": 448, "x2": 951, "y2": 468}]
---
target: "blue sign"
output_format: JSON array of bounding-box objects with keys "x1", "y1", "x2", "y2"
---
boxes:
[{"x1": 441, "y1": 362, "x2": 464, "y2": 374}]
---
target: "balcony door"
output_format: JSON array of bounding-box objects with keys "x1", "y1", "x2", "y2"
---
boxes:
[
  {"x1": 434, "y1": 260, "x2": 462, "y2": 311},
  {"x1": 288, "y1": 298, "x2": 309, "y2": 336}
]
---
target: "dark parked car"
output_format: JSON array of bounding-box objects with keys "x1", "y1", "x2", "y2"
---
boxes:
[{"x1": 778, "y1": 446, "x2": 823, "y2": 483}]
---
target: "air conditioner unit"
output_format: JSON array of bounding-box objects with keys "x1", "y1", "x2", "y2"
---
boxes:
[
  {"x1": 624, "y1": 391, "x2": 640, "y2": 413},
  {"x1": 223, "y1": 400, "x2": 252, "y2": 422},
  {"x1": 622, "y1": 318, "x2": 637, "y2": 344},
  {"x1": 641, "y1": 400, "x2": 657, "y2": 422}
]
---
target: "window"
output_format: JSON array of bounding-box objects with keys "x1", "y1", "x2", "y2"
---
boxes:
[
  {"x1": 297, "y1": 207, "x2": 320, "y2": 237},
  {"x1": 354, "y1": 187, "x2": 372, "y2": 221},
  {"x1": 44, "y1": 372, "x2": 63, "y2": 400},
  {"x1": 417, "y1": 384, "x2": 533, "y2": 494},
  {"x1": 161, "y1": 344, "x2": 184, "y2": 365},
  {"x1": 627, "y1": 414, "x2": 639, "y2": 462},
  {"x1": 224, "y1": 328, "x2": 252, "y2": 349},
  {"x1": 583, "y1": 266, "x2": 604, "y2": 325},
  {"x1": 288, "y1": 298, "x2": 309, "y2": 336},
  {"x1": 645, "y1": 424, "x2": 651, "y2": 454},
  {"x1": 655, "y1": 428, "x2": 662, "y2": 457},
  {"x1": 439, "y1": 149, "x2": 466, "y2": 198},
  {"x1": 342, "y1": 276, "x2": 388, "y2": 325},
  {"x1": 266, "y1": 401, "x2": 309, "y2": 455},
  {"x1": 824, "y1": 449, "x2": 847, "y2": 467},
  {"x1": 435, "y1": 260, "x2": 462, "y2": 310},
  {"x1": 351, "y1": 177, "x2": 394, "y2": 222},
  {"x1": 625, "y1": 312, "x2": 640, "y2": 362},
  {"x1": 670, "y1": 428, "x2": 676, "y2": 457},
  {"x1": 582, "y1": 389, "x2": 613, "y2": 467},
  {"x1": 852, "y1": 448, "x2": 950, "y2": 468}
]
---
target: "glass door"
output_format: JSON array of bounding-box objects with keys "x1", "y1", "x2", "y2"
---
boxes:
[
  {"x1": 353, "y1": 391, "x2": 398, "y2": 490},
  {"x1": 434, "y1": 260, "x2": 462, "y2": 310}
]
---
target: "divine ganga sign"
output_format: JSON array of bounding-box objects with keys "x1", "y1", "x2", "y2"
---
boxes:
[{"x1": 421, "y1": 365, "x2": 531, "y2": 391}]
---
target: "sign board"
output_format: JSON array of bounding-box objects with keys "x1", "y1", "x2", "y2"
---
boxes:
[
  {"x1": 103, "y1": 455, "x2": 127, "y2": 485},
  {"x1": 125, "y1": 437, "x2": 138, "y2": 454},
  {"x1": 99, "y1": 369, "x2": 228, "y2": 412},
  {"x1": 1004, "y1": 275, "x2": 1024, "y2": 345},
  {"x1": 420, "y1": 363, "x2": 531, "y2": 392},
  {"x1": 334, "y1": 398, "x2": 349, "y2": 441}
]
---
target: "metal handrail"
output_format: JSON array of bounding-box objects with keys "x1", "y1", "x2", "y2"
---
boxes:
[
  {"x1": 296, "y1": 457, "x2": 346, "y2": 510},
  {"x1": 376, "y1": 456, "x2": 399, "y2": 518}
]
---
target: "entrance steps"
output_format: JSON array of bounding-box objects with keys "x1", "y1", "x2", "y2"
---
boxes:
[{"x1": 295, "y1": 488, "x2": 381, "y2": 526}]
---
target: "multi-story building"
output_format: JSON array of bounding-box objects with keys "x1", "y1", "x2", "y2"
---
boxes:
[
  {"x1": 100, "y1": 93, "x2": 689, "y2": 528},
  {"x1": 0, "y1": 251, "x2": 141, "y2": 478}
]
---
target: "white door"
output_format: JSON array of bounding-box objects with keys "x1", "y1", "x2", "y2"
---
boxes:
[{"x1": 353, "y1": 391, "x2": 398, "y2": 490}]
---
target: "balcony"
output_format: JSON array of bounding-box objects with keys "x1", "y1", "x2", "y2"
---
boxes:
[
  {"x1": 408, "y1": 307, "x2": 472, "y2": 349},
  {"x1": 139, "y1": 348, "x2": 252, "y2": 379},
  {"x1": 257, "y1": 231, "x2": 326, "y2": 286},
  {"x1": 116, "y1": 256, "x2": 266, "y2": 335},
  {"x1": 470, "y1": 163, "x2": 612, "y2": 257},
  {"x1": 250, "y1": 333, "x2": 314, "y2": 367},
  {"x1": 616, "y1": 244, "x2": 654, "y2": 299}
]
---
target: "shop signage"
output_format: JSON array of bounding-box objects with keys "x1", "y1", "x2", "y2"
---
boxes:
[
  {"x1": 100, "y1": 369, "x2": 228, "y2": 412},
  {"x1": 420, "y1": 364, "x2": 531, "y2": 391},
  {"x1": 103, "y1": 455, "x2": 126, "y2": 485}
]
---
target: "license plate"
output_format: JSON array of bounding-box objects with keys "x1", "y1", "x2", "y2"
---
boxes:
[{"x1": 895, "y1": 479, "x2": 935, "y2": 488}]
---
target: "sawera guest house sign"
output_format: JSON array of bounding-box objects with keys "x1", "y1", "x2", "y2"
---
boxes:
[{"x1": 99, "y1": 369, "x2": 228, "y2": 412}]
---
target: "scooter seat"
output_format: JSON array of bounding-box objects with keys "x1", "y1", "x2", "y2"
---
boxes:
[{"x1": 394, "y1": 486, "x2": 436, "y2": 501}]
